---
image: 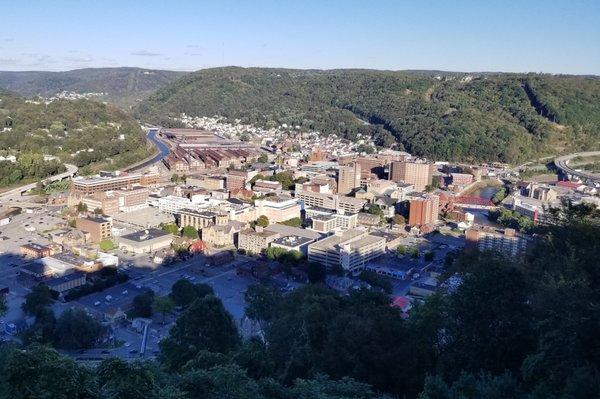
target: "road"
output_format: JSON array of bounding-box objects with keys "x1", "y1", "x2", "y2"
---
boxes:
[
  {"x1": 125, "y1": 129, "x2": 171, "y2": 172},
  {"x1": 554, "y1": 151, "x2": 600, "y2": 183},
  {"x1": 0, "y1": 163, "x2": 78, "y2": 199}
]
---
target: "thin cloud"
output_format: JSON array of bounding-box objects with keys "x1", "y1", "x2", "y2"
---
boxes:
[
  {"x1": 64, "y1": 56, "x2": 94, "y2": 63},
  {"x1": 0, "y1": 58, "x2": 21, "y2": 66},
  {"x1": 131, "y1": 50, "x2": 162, "y2": 57}
]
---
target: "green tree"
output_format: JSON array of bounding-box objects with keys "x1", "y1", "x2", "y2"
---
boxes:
[
  {"x1": 255, "y1": 215, "x2": 269, "y2": 228},
  {"x1": 411, "y1": 248, "x2": 420, "y2": 259},
  {"x1": 358, "y1": 270, "x2": 392, "y2": 293},
  {"x1": 54, "y1": 308, "x2": 102, "y2": 349},
  {"x1": 231, "y1": 338, "x2": 274, "y2": 380},
  {"x1": 99, "y1": 238, "x2": 116, "y2": 251},
  {"x1": 393, "y1": 214, "x2": 406, "y2": 225},
  {"x1": 131, "y1": 290, "x2": 155, "y2": 318},
  {"x1": 279, "y1": 217, "x2": 302, "y2": 227},
  {"x1": 160, "y1": 295, "x2": 240, "y2": 370},
  {"x1": 307, "y1": 262, "x2": 326, "y2": 284},
  {"x1": 97, "y1": 358, "x2": 173, "y2": 399},
  {"x1": 76, "y1": 202, "x2": 88, "y2": 212},
  {"x1": 366, "y1": 204, "x2": 384, "y2": 217},
  {"x1": 22, "y1": 283, "x2": 53, "y2": 316},
  {"x1": 22, "y1": 307, "x2": 56, "y2": 345},
  {"x1": 257, "y1": 153, "x2": 269, "y2": 163},
  {"x1": 161, "y1": 223, "x2": 179, "y2": 235},
  {"x1": 181, "y1": 226, "x2": 199, "y2": 239},
  {"x1": 154, "y1": 296, "x2": 175, "y2": 324},
  {"x1": 396, "y1": 245, "x2": 406, "y2": 257},
  {"x1": 244, "y1": 284, "x2": 282, "y2": 323},
  {"x1": 436, "y1": 254, "x2": 534, "y2": 379},
  {"x1": 170, "y1": 279, "x2": 214, "y2": 308},
  {"x1": 491, "y1": 187, "x2": 507, "y2": 204},
  {"x1": 0, "y1": 344, "x2": 98, "y2": 398},
  {"x1": 424, "y1": 250, "x2": 434, "y2": 262},
  {"x1": 0, "y1": 295, "x2": 7, "y2": 317}
]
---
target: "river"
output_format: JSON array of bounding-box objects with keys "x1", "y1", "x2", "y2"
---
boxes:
[
  {"x1": 126, "y1": 129, "x2": 171, "y2": 172},
  {"x1": 469, "y1": 184, "x2": 501, "y2": 199}
]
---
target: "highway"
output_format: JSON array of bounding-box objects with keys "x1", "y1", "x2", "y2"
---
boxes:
[
  {"x1": 554, "y1": 151, "x2": 600, "y2": 183},
  {"x1": 0, "y1": 163, "x2": 78, "y2": 199}
]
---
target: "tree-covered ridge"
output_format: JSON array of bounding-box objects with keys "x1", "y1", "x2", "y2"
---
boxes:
[
  {"x1": 0, "y1": 67, "x2": 186, "y2": 108},
  {"x1": 0, "y1": 91, "x2": 153, "y2": 179},
  {"x1": 136, "y1": 67, "x2": 600, "y2": 163}
]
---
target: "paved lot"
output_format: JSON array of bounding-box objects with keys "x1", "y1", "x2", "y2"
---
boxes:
[{"x1": 112, "y1": 207, "x2": 175, "y2": 229}]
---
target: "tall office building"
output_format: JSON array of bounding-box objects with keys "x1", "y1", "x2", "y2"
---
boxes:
[
  {"x1": 408, "y1": 194, "x2": 440, "y2": 226},
  {"x1": 337, "y1": 162, "x2": 361, "y2": 195},
  {"x1": 389, "y1": 161, "x2": 433, "y2": 192}
]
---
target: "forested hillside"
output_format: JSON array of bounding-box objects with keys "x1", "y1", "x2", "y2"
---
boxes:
[
  {"x1": 0, "y1": 90, "x2": 153, "y2": 185},
  {"x1": 0, "y1": 67, "x2": 186, "y2": 108},
  {"x1": 136, "y1": 67, "x2": 600, "y2": 163}
]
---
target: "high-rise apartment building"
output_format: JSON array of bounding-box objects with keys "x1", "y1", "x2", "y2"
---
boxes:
[
  {"x1": 389, "y1": 161, "x2": 433, "y2": 192},
  {"x1": 408, "y1": 194, "x2": 440, "y2": 226},
  {"x1": 337, "y1": 162, "x2": 361, "y2": 195}
]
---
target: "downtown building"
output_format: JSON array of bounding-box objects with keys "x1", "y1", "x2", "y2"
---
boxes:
[
  {"x1": 337, "y1": 162, "x2": 361, "y2": 195},
  {"x1": 389, "y1": 160, "x2": 433, "y2": 192},
  {"x1": 70, "y1": 171, "x2": 159, "y2": 196},
  {"x1": 465, "y1": 225, "x2": 528, "y2": 257},
  {"x1": 308, "y1": 228, "x2": 386, "y2": 273},
  {"x1": 295, "y1": 188, "x2": 366, "y2": 214},
  {"x1": 408, "y1": 194, "x2": 440, "y2": 227}
]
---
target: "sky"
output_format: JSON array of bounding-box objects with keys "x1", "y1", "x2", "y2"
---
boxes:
[{"x1": 0, "y1": 0, "x2": 599, "y2": 74}]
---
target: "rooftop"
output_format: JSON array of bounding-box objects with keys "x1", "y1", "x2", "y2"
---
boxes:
[
  {"x1": 309, "y1": 228, "x2": 368, "y2": 251},
  {"x1": 272, "y1": 235, "x2": 313, "y2": 247},
  {"x1": 265, "y1": 224, "x2": 322, "y2": 240},
  {"x1": 120, "y1": 228, "x2": 172, "y2": 242}
]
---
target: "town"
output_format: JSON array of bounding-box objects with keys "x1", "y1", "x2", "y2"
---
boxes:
[{"x1": 0, "y1": 121, "x2": 598, "y2": 362}]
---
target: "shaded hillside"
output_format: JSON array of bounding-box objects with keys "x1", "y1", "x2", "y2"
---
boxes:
[
  {"x1": 136, "y1": 67, "x2": 600, "y2": 163},
  {"x1": 0, "y1": 67, "x2": 186, "y2": 108}
]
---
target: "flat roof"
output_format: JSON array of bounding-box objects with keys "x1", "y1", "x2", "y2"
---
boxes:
[
  {"x1": 240, "y1": 228, "x2": 279, "y2": 238},
  {"x1": 272, "y1": 235, "x2": 313, "y2": 247},
  {"x1": 46, "y1": 271, "x2": 86, "y2": 286},
  {"x1": 265, "y1": 224, "x2": 322, "y2": 240},
  {"x1": 120, "y1": 228, "x2": 172, "y2": 242},
  {"x1": 79, "y1": 216, "x2": 111, "y2": 224},
  {"x1": 21, "y1": 243, "x2": 51, "y2": 251},
  {"x1": 347, "y1": 235, "x2": 385, "y2": 250},
  {"x1": 309, "y1": 228, "x2": 366, "y2": 251}
]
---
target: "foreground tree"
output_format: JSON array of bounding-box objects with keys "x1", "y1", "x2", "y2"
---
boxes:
[
  {"x1": 0, "y1": 344, "x2": 97, "y2": 398},
  {"x1": 170, "y1": 279, "x2": 213, "y2": 308},
  {"x1": 131, "y1": 290, "x2": 155, "y2": 318},
  {"x1": 160, "y1": 295, "x2": 240, "y2": 370},
  {"x1": 53, "y1": 309, "x2": 102, "y2": 349},
  {"x1": 244, "y1": 284, "x2": 282, "y2": 324},
  {"x1": 154, "y1": 296, "x2": 175, "y2": 324},
  {"x1": 22, "y1": 283, "x2": 53, "y2": 316}
]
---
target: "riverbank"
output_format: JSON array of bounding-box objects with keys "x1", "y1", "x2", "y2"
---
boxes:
[
  {"x1": 459, "y1": 179, "x2": 503, "y2": 198},
  {"x1": 124, "y1": 129, "x2": 171, "y2": 172}
]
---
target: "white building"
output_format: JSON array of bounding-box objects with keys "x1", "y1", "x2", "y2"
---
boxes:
[{"x1": 308, "y1": 228, "x2": 386, "y2": 273}]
